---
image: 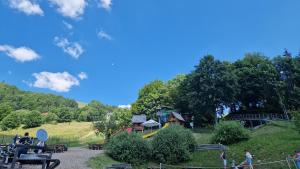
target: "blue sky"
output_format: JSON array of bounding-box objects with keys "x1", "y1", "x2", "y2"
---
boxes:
[{"x1": 1, "y1": 0, "x2": 300, "y2": 106}]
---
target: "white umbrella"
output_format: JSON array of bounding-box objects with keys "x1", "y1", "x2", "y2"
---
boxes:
[{"x1": 142, "y1": 119, "x2": 161, "y2": 129}]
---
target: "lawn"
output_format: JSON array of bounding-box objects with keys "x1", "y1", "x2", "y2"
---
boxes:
[
  {"x1": 0, "y1": 121, "x2": 104, "y2": 146},
  {"x1": 88, "y1": 121, "x2": 300, "y2": 169}
]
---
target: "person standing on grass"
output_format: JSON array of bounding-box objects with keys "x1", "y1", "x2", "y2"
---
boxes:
[
  {"x1": 245, "y1": 150, "x2": 254, "y2": 169},
  {"x1": 294, "y1": 150, "x2": 300, "y2": 169},
  {"x1": 220, "y1": 151, "x2": 227, "y2": 169}
]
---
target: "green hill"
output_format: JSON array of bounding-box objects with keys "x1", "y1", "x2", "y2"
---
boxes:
[
  {"x1": 0, "y1": 82, "x2": 79, "y2": 114},
  {"x1": 0, "y1": 121, "x2": 103, "y2": 146},
  {"x1": 88, "y1": 121, "x2": 300, "y2": 169}
]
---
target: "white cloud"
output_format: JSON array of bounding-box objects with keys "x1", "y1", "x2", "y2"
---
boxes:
[
  {"x1": 78, "y1": 72, "x2": 88, "y2": 80},
  {"x1": 99, "y1": 0, "x2": 112, "y2": 11},
  {"x1": 63, "y1": 21, "x2": 73, "y2": 29},
  {"x1": 32, "y1": 71, "x2": 80, "y2": 92},
  {"x1": 0, "y1": 45, "x2": 40, "y2": 62},
  {"x1": 48, "y1": 0, "x2": 87, "y2": 19},
  {"x1": 54, "y1": 37, "x2": 83, "y2": 59},
  {"x1": 118, "y1": 105, "x2": 131, "y2": 109},
  {"x1": 9, "y1": 0, "x2": 44, "y2": 15},
  {"x1": 97, "y1": 30, "x2": 112, "y2": 41}
]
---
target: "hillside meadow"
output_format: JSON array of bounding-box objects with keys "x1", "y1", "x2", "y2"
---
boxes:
[{"x1": 0, "y1": 121, "x2": 104, "y2": 146}]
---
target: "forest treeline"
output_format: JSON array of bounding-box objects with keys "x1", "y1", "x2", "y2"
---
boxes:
[
  {"x1": 132, "y1": 52, "x2": 300, "y2": 127},
  {"x1": 0, "y1": 83, "x2": 131, "y2": 130}
]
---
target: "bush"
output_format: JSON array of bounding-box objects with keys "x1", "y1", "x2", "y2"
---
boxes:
[
  {"x1": 23, "y1": 110, "x2": 43, "y2": 128},
  {"x1": 211, "y1": 121, "x2": 250, "y2": 145},
  {"x1": 1, "y1": 112, "x2": 21, "y2": 130},
  {"x1": 151, "y1": 124, "x2": 196, "y2": 164},
  {"x1": 105, "y1": 132, "x2": 150, "y2": 164}
]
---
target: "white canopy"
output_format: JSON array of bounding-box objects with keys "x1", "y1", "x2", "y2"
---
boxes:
[{"x1": 142, "y1": 119, "x2": 161, "y2": 127}]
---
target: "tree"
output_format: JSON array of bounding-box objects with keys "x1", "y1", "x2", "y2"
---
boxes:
[
  {"x1": 178, "y1": 55, "x2": 237, "y2": 126},
  {"x1": 23, "y1": 110, "x2": 43, "y2": 128},
  {"x1": 52, "y1": 107, "x2": 73, "y2": 123},
  {"x1": 111, "y1": 108, "x2": 132, "y2": 128},
  {"x1": 83, "y1": 100, "x2": 109, "y2": 121},
  {"x1": 166, "y1": 74, "x2": 186, "y2": 107},
  {"x1": 93, "y1": 115, "x2": 118, "y2": 140},
  {"x1": 1, "y1": 112, "x2": 21, "y2": 130},
  {"x1": 0, "y1": 103, "x2": 13, "y2": 121},
  {"x1": 43, "y1": 112, "x2": 58, "y2": 123},
  {"x1": 234, "y1": 53, "x2": 281, "y2": 114},
  {"x1": 131, "y1": 80, "x2": 172, "y2": 118},
  {"x1": 273, "y1": 55, "x2": 300, "y2": 112}
]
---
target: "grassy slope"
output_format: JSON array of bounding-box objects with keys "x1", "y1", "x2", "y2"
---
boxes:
[
  {"x1": 88, "y1": 121, "x2": 300, "y2": 169},
  {"x1": 0, "y1": 121, "x2": 104, "y2": 146}
]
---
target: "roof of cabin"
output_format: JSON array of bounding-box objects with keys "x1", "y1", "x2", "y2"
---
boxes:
[
  {"x1": 171, "y1": 112, "x2": 185, "y2": 122},
  {"x1": 132, "y1": 114, "x2": 147, "y2": 123}
]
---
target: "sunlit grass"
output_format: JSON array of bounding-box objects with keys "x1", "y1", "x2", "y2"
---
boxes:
[{"x1": 0, "y1": 121, "x2": 104, "y2": 146}]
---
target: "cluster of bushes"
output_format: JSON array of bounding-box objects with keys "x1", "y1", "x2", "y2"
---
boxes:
[
  {"x1": 105, "y1": 124, "x2": 196, "y2": 165},
  {"x1": 211, "y1": 121, "x2": 250, "y2": 145},
  {"x1": 0, "y1": 110, "x2": 44, "y2": 130}
]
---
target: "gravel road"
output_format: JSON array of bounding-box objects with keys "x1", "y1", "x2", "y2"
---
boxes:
[{"x1": 21, "y1": 147, "x2": 103, "y2": 169}]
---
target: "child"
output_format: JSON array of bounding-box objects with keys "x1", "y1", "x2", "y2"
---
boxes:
[
  {"x1": 220, "y1": 151, "x2": 227, "y2": 169},
  {"x1": 245, "y1": 150, "x2": 254, "y2": 169}
]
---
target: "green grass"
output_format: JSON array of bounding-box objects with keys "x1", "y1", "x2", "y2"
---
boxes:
[
  {"x1": 0, "y1": 121, "x2": 104, "y2": 146},
  {"x1": 89, "y1": 121, "x2": 300, "y2": 169}
]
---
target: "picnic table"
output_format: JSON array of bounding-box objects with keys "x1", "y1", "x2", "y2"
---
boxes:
[
  {"x1": 88, "y1": 144, "x2": 103, "y2": 150},
  {"x1": 10, "y1": 145, "x2": 60, "y2": 169}
]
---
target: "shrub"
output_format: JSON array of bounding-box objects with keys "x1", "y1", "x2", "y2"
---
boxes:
[
  {"x1": 1, "y1": 112, "x2": 21, "y2": 130},
  {"x1": 151, "y1": 124, "x2": 196, "y2": 164},
  {"x1": 211, "y1": 121, "x2": 250, "y2": 145},
  {"x1": 105, "y1": 132, "x2": 150, "y2": 164},
  {"x1": 23, "y1": 110, "x2": 43, "y2": 128}
]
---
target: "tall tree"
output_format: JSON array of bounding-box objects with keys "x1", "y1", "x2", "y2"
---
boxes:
[
  {"x1": 179, "y1": 55, "x2": 237, "y2": 126},
  {"x1": 273, "y1": 54, "x2": 300, "y2": 111},
  {"x1": 131, "y1": 80, "x2": 171, "y2": 118},
  {"x1": 234, "y1": 53, "x2": 281, "y2": 114}
]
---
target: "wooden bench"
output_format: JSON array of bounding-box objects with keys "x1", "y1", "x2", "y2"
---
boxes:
[
  {"x1": 45, "y1": 144, "x2": 67, "y2": 153},
  {"x1": 106, "y1": 163, "x2": 132, "y2": 169}
]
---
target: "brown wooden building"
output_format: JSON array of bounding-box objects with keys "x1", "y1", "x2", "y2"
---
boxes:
[
  {"x1": 131, "y1": 114, "x2": 147, "y2": 132},
  {"x1": 168, "y1": 112, "x2": 185, "y2": 125}
]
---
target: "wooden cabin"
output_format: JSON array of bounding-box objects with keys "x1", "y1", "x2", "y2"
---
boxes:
[
  {"x1": 168, "y1": 112, "x2": 185, "y2": 125},
  {"x1": 131, "y1": 114, "x2": 146, "y2": 132}
]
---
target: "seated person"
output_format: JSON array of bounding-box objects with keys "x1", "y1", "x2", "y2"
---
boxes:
[{"x1": 17, "y1": 132, "x2": 33, "y2": 157}]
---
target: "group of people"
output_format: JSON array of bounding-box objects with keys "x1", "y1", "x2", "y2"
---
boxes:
[
  {"x1": 8, "y1": 132, "x2": 60, "y2": 169},
  {"x1": 220, "y1": 150, "x2": 253, "y2": 169},
  {"x1": 220, "y1": 150, "x2": 300, "y2": 169}
]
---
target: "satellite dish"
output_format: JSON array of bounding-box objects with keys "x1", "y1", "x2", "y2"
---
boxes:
[{"x1": 36, "y1": 129, "x2": 48, "y2": 142}]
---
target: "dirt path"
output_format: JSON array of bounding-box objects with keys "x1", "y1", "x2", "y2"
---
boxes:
[{"x1": 23, "y1": 147, "x2": 103, "y2": 169}]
